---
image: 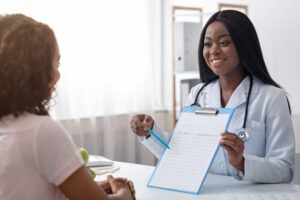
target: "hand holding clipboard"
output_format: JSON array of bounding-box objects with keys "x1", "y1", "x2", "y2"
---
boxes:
[{"x1": 147, "y1": 106, "x2": 235, "y2": 194}]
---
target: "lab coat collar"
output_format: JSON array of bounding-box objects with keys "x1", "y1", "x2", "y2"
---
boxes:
[
  {"x1": 208, "y1": 76, "x2": 259, "y2": 108},
  {"x1": 209, "y1": 80, "x2": 221, "y2": 108}
]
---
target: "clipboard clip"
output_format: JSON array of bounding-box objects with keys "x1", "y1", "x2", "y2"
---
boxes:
[{"x1": 195, "y1": 107, "x2": 219, "y2": 115}]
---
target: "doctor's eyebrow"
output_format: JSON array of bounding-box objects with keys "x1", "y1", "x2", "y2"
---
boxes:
[{"x1": 205, "y1": 34, "x2": 231, "y2": 40}]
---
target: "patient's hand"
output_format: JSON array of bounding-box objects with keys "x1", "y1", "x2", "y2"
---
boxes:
[
  {"x1": 97, "y1": 180, "x2": 112, "y2": 194},
  {"x1": 97, "y1": 177, "x2": 135, "y2": 195},
  {"x1": 107, "y1": 175, "x2": 136, "y2": 200}
]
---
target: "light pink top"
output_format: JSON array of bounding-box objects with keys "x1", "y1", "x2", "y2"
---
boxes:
[{"x1": 0, "y1": 113, "x2": 84, "y2": 200}]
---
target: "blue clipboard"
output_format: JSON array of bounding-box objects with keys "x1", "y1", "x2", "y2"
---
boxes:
[{"x1": 147, "y1": 106, "x2": 235, "y2": 194}]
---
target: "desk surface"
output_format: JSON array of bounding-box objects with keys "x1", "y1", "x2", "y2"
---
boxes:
[{"x1": 94, "y1": 162, "x2": 300, "y2": 200}]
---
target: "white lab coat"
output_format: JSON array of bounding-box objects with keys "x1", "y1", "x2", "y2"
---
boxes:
[{"x1": 139, "y1": 76, "x2": 295, "y2": 183}]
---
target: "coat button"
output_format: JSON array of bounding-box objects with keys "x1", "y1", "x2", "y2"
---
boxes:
[{"x1": 219, "y1": 163, "x2": 224, "y2": 168}]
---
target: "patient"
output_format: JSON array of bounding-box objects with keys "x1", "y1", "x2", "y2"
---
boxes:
[{"x1": 0, "y1": 14, "x2": 135, "y2": 200}]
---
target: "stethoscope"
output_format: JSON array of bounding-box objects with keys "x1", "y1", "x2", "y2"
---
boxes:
[{"x1": 191, "y1": 75, "x2": 253, "y2": 141}]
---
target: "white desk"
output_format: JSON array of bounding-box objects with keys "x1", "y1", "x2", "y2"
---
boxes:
[{"x1": 94, "y1": 162, "x2": 300, "y2": 200}]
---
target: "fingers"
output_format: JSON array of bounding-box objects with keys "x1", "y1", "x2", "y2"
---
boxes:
[
  {"x1": 112, "y1": 177, "x2": 135, "y2": 196},
  {"x1": 220, "y1": 132, "x2": 245, "y2": 171},
  {"x1": 98, "y1": 179, "x2": 133, "y2": 195},
  {"x1": 130, "y1": 116, "x2": 148, "y2": 136},
  {"x1": 220, "y1": 138, "x2": 243, "y2": 153},
  {"x1": 107, "y1": 175, "x2": 118, "y2": 194},
  {"x1": 97, "y1": 180, "x2": 111, "y2": 193},
  {"x1": 107, "y1": 175, "x2": 114, "y2": 183},
  {"x1": 127, "y1": 180, "x2": 136, "y2": 200},
  {"x1": 221, "y1": 143, "x2": 237, "y2": 155},
  {"x1": 112, "y1": 177, "x2": 134, "y2": 193},
  {"x1": 220, "y1": 132, "x2": 244, "y2": 153},
  {"x1": 111, "y1": 177, "x2": 129, "y2": 184},
  {"x1": 144, "y1": 115, "x2": 154, "y2": 129},
  {"x1": 127, "y1": 180, "x2": 135, "y2": 195},
  {"x1": 107, "y1": 176, "x2": 136, "y2": 199},
  {"x1": 107, "y1": 175, "x2": 127, "y2": 195},
  {"x1": 129, "y1": 115, "x2": 152, "y2": 137}
]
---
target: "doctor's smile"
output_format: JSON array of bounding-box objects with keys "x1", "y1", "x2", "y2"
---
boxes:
[{"x1": 210, "y1": 58, "x2": 226, "y2": 67}]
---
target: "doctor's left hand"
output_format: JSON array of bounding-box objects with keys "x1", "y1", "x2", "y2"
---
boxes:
[{"x1": 220, "y1": 132, "x2": 245, "y2": 173}]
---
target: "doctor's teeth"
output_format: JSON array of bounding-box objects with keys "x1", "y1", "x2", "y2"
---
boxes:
[{"x1": 212, "y1": 60, "x2": 222, "y2": 63}]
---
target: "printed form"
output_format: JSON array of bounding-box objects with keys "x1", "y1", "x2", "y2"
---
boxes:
[{"x1": 148, "y1": 108, "x2": 233, "y2": 193}]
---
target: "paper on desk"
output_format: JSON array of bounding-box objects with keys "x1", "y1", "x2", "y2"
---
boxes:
[
  {"x1": 221, "y1": 184, "x2": 300, "y2": 200},
  {"x1": 87, "y1": 155, "x2": 114, "y2": 167},
  {"x1": 148, "y1": 110, "x2": 231, "y2": 193}
]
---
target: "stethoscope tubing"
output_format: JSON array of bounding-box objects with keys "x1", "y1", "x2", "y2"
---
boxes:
[{"x1": 191, "y1": 75, "x2": 253, "y2": 140}]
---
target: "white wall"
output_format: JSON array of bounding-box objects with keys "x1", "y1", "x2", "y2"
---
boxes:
[
  {"x1": 162, "y1": 0, "x2": 300, "y2": 151},
  {"x1": 0, "y1": 0, "x2": 165, "y2": 119}
]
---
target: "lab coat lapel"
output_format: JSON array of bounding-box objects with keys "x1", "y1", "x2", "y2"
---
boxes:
[
  {"x1": 226, "y1": 76, "x2": 251, "y2": 109},
  {"x1": 205, "y1": 76, "x2": 258, "y2": 109},
  {"x1": 208, "y1": 80, "x2": 222, "y2": 108}
]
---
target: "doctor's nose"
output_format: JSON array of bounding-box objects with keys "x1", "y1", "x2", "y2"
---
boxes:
[{"x1": 209, "y1": 43, "x2": 221, "y2": 55}]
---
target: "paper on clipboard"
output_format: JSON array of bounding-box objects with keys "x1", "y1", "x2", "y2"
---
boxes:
[{"x1": 147, "y1": 106, "x2": 234, "y2": 194}]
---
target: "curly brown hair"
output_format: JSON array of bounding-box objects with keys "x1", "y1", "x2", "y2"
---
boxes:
[{"x1": 0, "y1": 14, "x2": 57, "y2": 118}]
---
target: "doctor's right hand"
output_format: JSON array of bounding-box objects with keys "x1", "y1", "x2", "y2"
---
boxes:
[{"x1": 130, "y1": 114, "x2": 154, "y2": 138}]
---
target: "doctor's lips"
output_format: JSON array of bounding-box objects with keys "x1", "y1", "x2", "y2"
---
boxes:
[{"x1": 210, "y1": 58, "x2": 226, "y2": 67}]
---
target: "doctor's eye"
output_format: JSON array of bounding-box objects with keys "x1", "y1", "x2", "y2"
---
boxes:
[
  {"x1": 203, "y1": 42, "x2": 212, "y2": 47},
  {"x1": 220, "y1": 41, "x2": 230, "y2": 47}
]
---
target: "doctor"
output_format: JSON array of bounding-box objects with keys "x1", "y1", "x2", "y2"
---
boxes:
[{"x1": 130, "y1": 10, "x2": 295, "y2": 183}]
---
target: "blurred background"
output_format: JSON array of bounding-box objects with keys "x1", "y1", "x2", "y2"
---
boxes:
[{"x1": 1, "y1": 0, "x2": 299, "y2": 165}]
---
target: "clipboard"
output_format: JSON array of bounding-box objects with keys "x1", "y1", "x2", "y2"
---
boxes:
[{"x1": 147, "y1": 106, "x2": 235, "y2": 194}]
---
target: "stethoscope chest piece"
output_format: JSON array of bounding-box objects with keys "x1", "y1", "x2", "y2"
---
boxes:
[{"x1": 238, "y1": 129, "x2": 250, "y2": 142}]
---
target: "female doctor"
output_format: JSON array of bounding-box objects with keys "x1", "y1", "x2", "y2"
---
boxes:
[{"x1": 130, "y1": 10, "x2": 295, "y2": 183}]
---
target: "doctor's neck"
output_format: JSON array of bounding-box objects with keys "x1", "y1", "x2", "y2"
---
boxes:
[{"x1": 218, "y1": 70, "x2": 246, "y2": 93}]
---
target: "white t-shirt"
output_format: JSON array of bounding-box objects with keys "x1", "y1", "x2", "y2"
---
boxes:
[{"x1": 0, "y1": 112, "x2": 84, "y2": 200}]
